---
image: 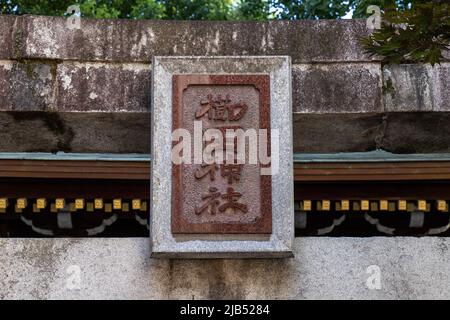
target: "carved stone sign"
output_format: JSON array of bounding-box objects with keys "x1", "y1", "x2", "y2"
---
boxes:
[
  {"x1": 172, "y1": 75, "x2": 272, "y2": 234},
  {"x1": 151, "y1": 56, "x2": 293, "y2": 258}
]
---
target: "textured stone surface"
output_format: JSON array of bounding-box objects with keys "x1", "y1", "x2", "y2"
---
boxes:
[
  {"x1": 294, "y1": 112, "x2": 450, "y2": 153},
  {"x1": 151, "y1": 56, "x2": 294, "y2": 258},
  {"x1": 0, "y1": 60, "x2": 55, "y2": 111},
  {"x1": 11, "y1": 15, "x2": 375, "y2": 63},
  {"x1": 295, "y1": 112, "x2": 450, "y2": 154},
  {"x1": 2, "y1": 111, "x2": 450, "y2": 154},
  {"x1": 0, "y1": 112, "x2": 150, "y2": 153},
  {"x1": 1, "y1": 15, "x2": 448, "y2": 116},
  {"x1": 1, "y1": 237, "x2": 450, "y2": 299},
  {"x1": 0, "y1": 15, "x2": 15, "y2": 59},
  {"x1": 288, "y1": 19, "x2": 374, "y2": 63},
  {"x1": 435, "y1": 63, "x2": 450, "y2": 111},
  {"x1": 0, "y1": 112, "x2": 60, "y2": 152},
  {"x1": 56, "y1": 62, "x2": 151, "y2": 112},
  {"x1": 384, "y1": 63, "x2": 450, "y2": 112},
  {"x1": 380, "y1": 112, "x2": 450, "y2": 154},
  {"x1": 2, "y1": 59, "x2": 387, "y2": 113},
  {"x1": 293, "y1": 63, "x2": 382, "y2": 113},
  {"x1": 293, "y1": 113, "x2": 382, "y2": 153}
]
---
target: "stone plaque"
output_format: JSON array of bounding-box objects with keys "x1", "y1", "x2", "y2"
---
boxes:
[
  {"x1": 172, "y1": 75, "x2": 272, "y2": 234},
  {"x1": 151, "y1": 56, "x2": 293, "y2": 258}
]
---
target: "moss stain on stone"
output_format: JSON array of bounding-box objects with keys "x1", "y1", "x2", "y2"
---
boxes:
[
  {"x1": 13, "y1": 26, "x2": 23, "y2": 59},
  {"x1": 12, "y1": 58, "x2": 59, "y2": 111},
  {"x1": 22, "y1": 60, "x2": 37, "y2": 80},
  {"x1": 8, "y1": 111, "x2": 74, "y2": 153},
  {"x1": 383, "y1": 78, "x2": 395, "y2": 95}
]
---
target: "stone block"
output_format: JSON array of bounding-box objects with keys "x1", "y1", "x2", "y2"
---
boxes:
[
  {"x1": 288, "y1": 19, "x2": 374, "y2": 63},
  {"x1": 0, "y1": 60, "x2": 55, "y2": 111},
  {"x1": 15, "y1": 15, "x2": 375, "y2": 63},
  {"x1": 56, "y1": 62, "x2": 151, "y2": 112},
  {"x1": 0, "y1": 112, "x2": 150, "y2": 153},
  {"x1": 151, "y1": 56, "x2": 294, "y2": 258},
  {"x1": 293, "y1": 113, "x2": 382, "y2": 153},
  {"x1": 3, "y1": 111, "x2": 449, "y2": 155},
  {"x1": 293, "y1": 63, "x2": 382, "y2": 113},
  {"x1": 435, "y1": 63, "x2": 450, "y2": 111},
  {"x1": 380, "y1": 112, "x2": 450, "y2": 153},
  {"x1": 383, "y1": 63, "x2": 450, "y2": 112}
]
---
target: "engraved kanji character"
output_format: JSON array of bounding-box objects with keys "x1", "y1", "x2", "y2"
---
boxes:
[
  {"x1": 227, "y1": 102, "x2": 248, "y2": 121},
  {"x1": 195, "y1": 94, "x2": 213, "y2": 119},
  {"x1": 196, "y1": 94, "x2": 230, "y2": 121},
  {"x1": 220, "y1": 164, "x2": 242, "y2": 184},
  {"x1": 211, "y1": 94, "x2": 229, "y2": 121},
  {"x1": 195, "y1": 187, "x2": 221, "y2": 215},
  {"x1": 218, "y1": 187, "x2": 248, "y2": 214},
  {"x1": 195, "y1": 163, "x2": 218, "y2": 181}
]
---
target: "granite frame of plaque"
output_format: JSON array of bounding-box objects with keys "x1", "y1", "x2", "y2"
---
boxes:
[{"x1": 151, "y1": 56, "x2": 294, "y2": 258}]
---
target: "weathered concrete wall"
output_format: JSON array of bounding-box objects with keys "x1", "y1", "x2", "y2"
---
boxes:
[
  {"x1": 1, "y1": 237, "x2": 449, "y2": 300},
  {"x1": 1, "y1": 16, "x2": 450, "y2": 300},
  {"x1": 11, "y1": 16, "x2": 374, "y2": 63},
  {"x1": 0, "y1": 15, "x2": 449, "y2": 154}
]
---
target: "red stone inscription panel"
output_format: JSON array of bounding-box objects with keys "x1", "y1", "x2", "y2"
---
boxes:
[{"x1": 172, "y1": 75, "x2": 272, "y2": 234}]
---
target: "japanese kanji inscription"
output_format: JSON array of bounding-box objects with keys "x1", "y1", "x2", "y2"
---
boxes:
[{"x1": 171, "y1": 75, "x2": 272, "y2": 234}]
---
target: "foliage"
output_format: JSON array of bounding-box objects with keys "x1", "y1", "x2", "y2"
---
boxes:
[
  {"x1": 234, "y1": 0, "x2": 272, "y2": 21},
  {"x1": 1, "y1": 0, "x2": 72, "y2": 16},
  {"x1": 352, "y1": 0, "x2": 385, "y2": 18},
  {"x1": 352, "y1": 0, "x2": 419, "y2": 18},
  {"x1": 234, "y1": 0, "x2": 355, "y2": 20},
  {"x1": 0, "y1": 0, "x2": 448, "y2": 35},
  {"x1": 0, "y1": 0, "x2": 358, "y2": 20},
  {"x1": 275, "y1": 0, "x2": 353, "y2": 19},
  {"x1": 360, "y1": 1, "x2": 450, "y2": 65},
  {"x1": 131, "y1": 0, "x2": 165, "y2": 19},
  {"x1": 161, "y1": 0, "x2": 233, "y2": 20},
  {"x1": 0, "y1": 0, "x2": 165, "y2": 19},
  {"x1": 0, "y1": 0, "x2": 231, "y2": 20}
]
